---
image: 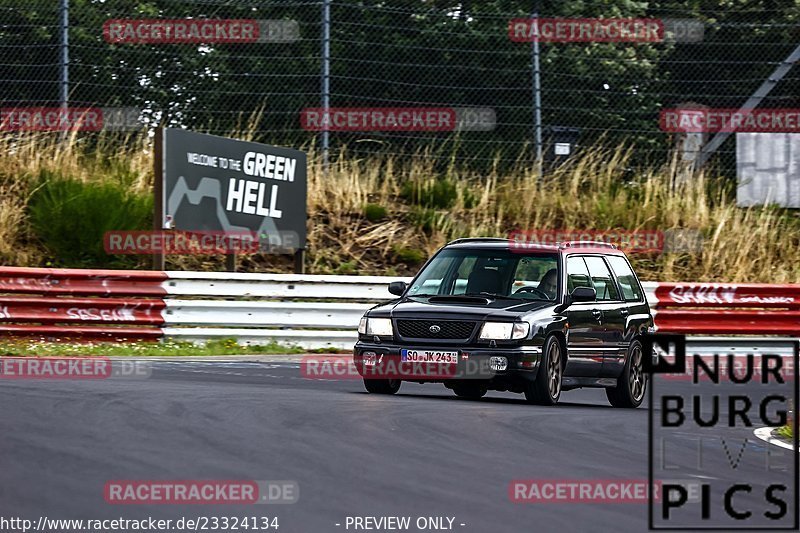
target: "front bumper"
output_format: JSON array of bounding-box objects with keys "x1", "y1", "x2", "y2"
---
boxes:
[{"x1": 353, "y1": 341, "x2": 543, "y2": 384}]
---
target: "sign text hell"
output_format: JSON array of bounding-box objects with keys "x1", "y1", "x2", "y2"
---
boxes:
[{"x1": 226, "y1": 151, "x2": 297, "y2": 218}]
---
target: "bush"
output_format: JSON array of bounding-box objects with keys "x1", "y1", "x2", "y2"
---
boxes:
[
  {"x1": 363, "y1": 203, "x2": 387, "y2": 222},
  {"x1": 334, "y1": 260, "x2": 357, "y2": 275},
  {"x1": 408, "y1": 206, "x2": 441, "y2": 234},
  {"x1": 392, "y1": 246, "x2": 426, "y2": 265},
  {"x1": 400, "y1": 178, "x2": 458, "y2": 209},
  {"x1": 27, "y1": 174, "x2": 152, "y2": 268},
  {"x1": 461, "y1": 187, "x2": 478, "y2": 209}
]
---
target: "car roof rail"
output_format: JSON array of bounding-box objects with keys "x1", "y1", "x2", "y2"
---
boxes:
[
  {"x1": 558, "y1": 240, "x2": 618, "y2": 250},
  {"x1": 446, "y1": 237, "x2": 510, "y2": 245}
]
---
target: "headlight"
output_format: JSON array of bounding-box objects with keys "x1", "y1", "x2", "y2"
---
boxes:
[
  {"x1": 479, "y1": 321, "x2": 530, "y2": 340},
  {"x1": 358, "y1": 317, "x2": 393, "y2": 336}
]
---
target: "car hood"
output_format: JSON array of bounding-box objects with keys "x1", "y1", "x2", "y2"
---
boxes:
[{"x1": 369, "y1": 295, "x2": 554, "y2": 321}]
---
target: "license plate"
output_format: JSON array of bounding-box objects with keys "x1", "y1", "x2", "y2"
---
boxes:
[{"x1": 401, "y1": 349, "x2": 458, "y2": 364}]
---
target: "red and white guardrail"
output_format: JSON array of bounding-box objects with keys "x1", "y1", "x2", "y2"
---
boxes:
[
  {"x1": 644, "y1": 282, "x2": 800, "y2": 335},
  {"x1": 0, "y1": 266, "x2": 798, "y2": 349},
  {"x1": 0, "y1": 267, "x2": 167, "y2": 341}
]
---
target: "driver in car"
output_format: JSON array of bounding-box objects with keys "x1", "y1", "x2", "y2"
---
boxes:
[{"x1": 538, "y1": 268, "x2": 558, "y2": 300}]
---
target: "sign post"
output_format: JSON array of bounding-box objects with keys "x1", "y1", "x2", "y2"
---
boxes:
[{"x1": 153, "y1": 129, "x2": 165, "y2": 271}]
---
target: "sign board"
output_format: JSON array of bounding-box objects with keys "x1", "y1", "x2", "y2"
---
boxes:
[
  {"x1": 737, "y1": 133, "x2": 800, "y2": 208},
  {"x1": 156, "y1": 128, "x2": 306, "y2": 251},
  {"x1": 646, "y1": 333, "x2": 799, "y2": 530}
]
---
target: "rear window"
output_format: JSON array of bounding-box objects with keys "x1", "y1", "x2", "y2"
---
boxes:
[{"x1": 607, "y1": 255, "x2": 643, "y2": 302}]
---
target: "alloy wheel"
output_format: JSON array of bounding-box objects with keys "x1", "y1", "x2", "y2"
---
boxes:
[
  {"x1": 548, "y1": 341, "x2": 562, "y2": 399},
  {"x1": 628, "y1": 344, "x2": 645, "y2": 402}
]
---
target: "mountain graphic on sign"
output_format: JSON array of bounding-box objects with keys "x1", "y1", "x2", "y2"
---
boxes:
[{"x1": 166, "y1": 175, "x2": 279, "y2": 236}]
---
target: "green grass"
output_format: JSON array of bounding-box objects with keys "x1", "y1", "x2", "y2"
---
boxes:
[
  {"x1": 363, "y1": 203, "x2": 388, "y2": 222},
  {"x1": 0, "y1": 338, "x2": 325, "y2": 357},
  {"x1": 27, "y1": 173, "x2": 152, "y2": 268}
]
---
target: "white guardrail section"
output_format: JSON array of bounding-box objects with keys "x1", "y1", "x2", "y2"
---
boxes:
[
  {"x1": 162, "y1": 272, "x2": 415, "y2": 349},
  {"x1": 159, "y1": 273, "x2": 659, "y2": 349}
]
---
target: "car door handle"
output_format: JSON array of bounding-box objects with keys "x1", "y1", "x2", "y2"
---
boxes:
[
  {"x1": 620, "y1": 308, "x2": 629, "y2": 317},
  {"x1": 591, "y1": 309, "x2": 602, "y2": 320}
]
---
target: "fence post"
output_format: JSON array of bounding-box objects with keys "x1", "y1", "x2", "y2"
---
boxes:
[
  {"x1": 59, "y1": 0, "x2": 69, "y2": 108},
  {"x1": 531, "y1": 0, "x2": 543, "y2": 177},
  {"x1": 320, "y1": 0, "x2": 331, "y2": 175}
]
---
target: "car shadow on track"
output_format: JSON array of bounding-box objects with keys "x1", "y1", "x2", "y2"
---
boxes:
[{"x1": 347, "y1": 390, "x2": 618, "y2": 409}]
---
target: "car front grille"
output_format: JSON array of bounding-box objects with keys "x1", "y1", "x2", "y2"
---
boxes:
[{"x1": 396, "y1": 319, "x2": 477, "y2": 340}]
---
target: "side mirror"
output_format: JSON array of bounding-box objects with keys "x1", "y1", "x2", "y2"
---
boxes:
[
  {"x1": 570, "y1": 286, "x2": 597, "y2": 302},
  {"x1": 388, "y1": 281, "x2": 408, "y2": 296}
]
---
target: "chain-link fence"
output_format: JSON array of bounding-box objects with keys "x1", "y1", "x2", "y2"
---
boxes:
[{"x1": 1, "y1": 0, "x2": 798, "y2": 171}]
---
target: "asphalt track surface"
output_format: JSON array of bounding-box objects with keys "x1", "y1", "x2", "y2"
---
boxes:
[{"x1": 0, "y1": 357, "x2": 796, "y2": 533}]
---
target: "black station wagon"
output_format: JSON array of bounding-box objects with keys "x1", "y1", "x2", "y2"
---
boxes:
[{"x1": 353, "y1": 238, "x2": 653, "y2": 407}]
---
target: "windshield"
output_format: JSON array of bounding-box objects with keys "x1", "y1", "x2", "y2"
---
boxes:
[{"x1": 407, "y1": 248, "x2": 560, "y2": 300}]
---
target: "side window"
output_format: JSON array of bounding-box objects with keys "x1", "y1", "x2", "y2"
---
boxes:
[
  {"x1": 607, "y1": 255, "x2": 643, "y2": 302},
  {"x1": 566, "y1": 256, "x2": 592, "y2": 294},
  {"x1": 584, "y1": 256, "x2": 620, "y2": 301}
]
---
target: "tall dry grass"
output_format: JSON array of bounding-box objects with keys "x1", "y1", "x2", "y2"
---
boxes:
[
  {"x1": 1, "y1": 130, "x2": 798, "y2": 282},
  {"x1": 0, "y1": 131, "x2": 153, "y2": 265},
  {"x1": 307, "y1": 144, "x2": 800, "y2": 282}
]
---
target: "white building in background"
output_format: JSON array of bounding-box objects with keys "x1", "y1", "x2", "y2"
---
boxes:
[{"x1": 737, "y1": 132, "x2": 800, "y2": 208}]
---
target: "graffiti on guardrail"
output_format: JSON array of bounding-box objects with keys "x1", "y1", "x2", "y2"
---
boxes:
[{"x1": 666, "y1": 284, "x2": 795, "y2": 305}]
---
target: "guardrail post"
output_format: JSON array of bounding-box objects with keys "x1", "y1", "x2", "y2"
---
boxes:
[{"x1": 225, "y1": 253, "x2": 236, "y2": 272}]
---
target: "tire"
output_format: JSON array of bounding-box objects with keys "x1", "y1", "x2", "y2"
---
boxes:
[
  {"x1": 606, "y1": 339, "x2": 646, "y2": 408},
  {"x1": 524, "y1": 335, "x2": 563, "y2": 405},
  {"x1": 452, "y1": 383, "x2": 487, "y2": 400},
  {"x1": 363, "y1": 379, "x2": 401, "y2": 395}
]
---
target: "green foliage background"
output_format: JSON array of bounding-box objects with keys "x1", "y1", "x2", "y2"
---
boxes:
[{"x1": 1, "y1": 0, "x2": 797, "y2": 169}]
